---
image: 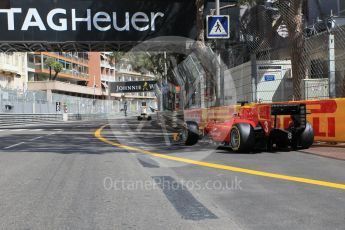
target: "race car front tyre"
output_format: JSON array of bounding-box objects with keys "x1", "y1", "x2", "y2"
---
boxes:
[
  {"x1": 182, "y1": 121, "x2": 200, "y2": 146},
  {"x1": 230, "y1": 123, "x2": 255, "y2": 152}
]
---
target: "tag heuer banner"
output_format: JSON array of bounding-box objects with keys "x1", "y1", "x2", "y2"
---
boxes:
[
  {"x1": 110, "y1": 81, "x2": 157, "y2": 93},
  {"x1": 0, "y1": 0, "x2": 196, "y2": 42}
]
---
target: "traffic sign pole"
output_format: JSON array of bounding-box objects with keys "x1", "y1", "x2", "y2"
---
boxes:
[
  {"x1": 215, "y1": 0, "x2": 224, "y2": 106},
  {"x1": 216, "y1": 0, "x2": 220, "y2": 15}
]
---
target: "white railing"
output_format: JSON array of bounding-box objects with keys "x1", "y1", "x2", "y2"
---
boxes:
[{"x1": 101, "y1": 75, "x2": 116, "y2": 82}]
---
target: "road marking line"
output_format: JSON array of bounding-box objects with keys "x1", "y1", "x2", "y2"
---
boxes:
[
  {"x1": 95, "y1": 125, "x2": 345, "y2": 191},
  {"x1": 29, "y1": 136, "x2": 43, "y2": 141},
  {"x1": 4, "y1": 142, "x2": 25, "y2": 149},
  {"x1": 12, "y1": 129, "x2": 26, "y2": 132},
  {"x1": 32, "y1": 129, "x2": 43, "y2": 132}
]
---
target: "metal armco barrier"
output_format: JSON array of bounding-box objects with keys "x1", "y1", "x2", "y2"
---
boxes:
[
  {"x1": 183, "y1": 99, "x2": 345, "y2": 143},
  {"x1": 0, "y1": 113, "x2": 123, "y2": 127},
  {"x1": 0, "y1": 114, "x2": 63, "y2": 127}
]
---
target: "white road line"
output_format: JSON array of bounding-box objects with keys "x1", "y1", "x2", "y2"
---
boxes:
[
  {"x1": 47, "y1": 132, "x2": 56, "y2": 136},
  {"x1": 12, "y1": 129, "x2": 26, "y2": 132},
  {"x1": 4, "y1": 142, "x2": 25, "y2": 149},
  {"x1": 31, "y1": 129, "x2": 43, "y2": 132},
  {"x1": 29, "y1": 136, "x2": 43, "y2": 141}
]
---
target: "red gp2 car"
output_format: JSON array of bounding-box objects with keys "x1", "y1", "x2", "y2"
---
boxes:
[{"x1": 181, "y1": 102, "x2": 314, "y2": 152}]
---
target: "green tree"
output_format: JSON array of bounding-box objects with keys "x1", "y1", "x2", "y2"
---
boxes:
[
  {"x1": 46, "y1": 57, "x2": 55, "y2": 81},
  {"x1": 112, "y1": 52, "x2": 169, "y2": 77},
  {"x1": 51, "y1": 62, "x2": 64, "y2": 81},
  {"x1": 109, "y1": 51, "x2": 126, "y2": 64}
]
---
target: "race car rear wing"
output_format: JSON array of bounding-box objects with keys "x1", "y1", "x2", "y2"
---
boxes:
[{"x1": 271, "y1": 104, "x2": 307, "y2": 129}]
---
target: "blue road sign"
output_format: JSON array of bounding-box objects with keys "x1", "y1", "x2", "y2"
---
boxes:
[
  {"x1": 206, "y1": 15, "x2": 230, "y2": 39},
  {"x1": 264, "y1": 75, "x2": 276, "y2": 81}
]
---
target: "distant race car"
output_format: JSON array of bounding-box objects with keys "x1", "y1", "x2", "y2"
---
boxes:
[
  {"x1": 137, "y1": 102, "x2": 152, "y2": 121},
  {"x1": 180, "y1": 102, "x2": 314, "y2": 152}
]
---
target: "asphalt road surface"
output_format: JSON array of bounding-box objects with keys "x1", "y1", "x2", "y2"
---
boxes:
[{"x1": 0, "y1": 116, "x2": 344, "y2": 230}]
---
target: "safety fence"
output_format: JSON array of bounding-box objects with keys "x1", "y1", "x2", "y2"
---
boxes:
[
  {"x1": 183, "y1": 98, "x2": 345, "y2": 143},
  {"x1": 0, "y1": 87, "x2": 121, "y2": 114},
  {"x1": 213, "y1": 3, "x2": 345, "y2": 104}
]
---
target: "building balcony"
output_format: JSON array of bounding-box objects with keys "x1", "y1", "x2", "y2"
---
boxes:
[
  {"x1": 28, "y1": 65, "x2": 89, "y2": 81},
  {"x1": 27, "y1": 81, "x2": 110, "y2": 97},
  {"x1": 101, "y1": 74, "x2": 116, "y2": 82},
  {"x1": 35, "y1": 52, "x2": 89, "y2": 66},
  {"x1": 116, "y1": 68, "x2": 156, "y2": 78},
  {"x1": 101, "y1": 61, "x2": 116, "y2": 69}
]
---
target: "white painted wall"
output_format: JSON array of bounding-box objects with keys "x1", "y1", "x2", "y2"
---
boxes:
[
  {"x1": 0, "y1": 53, "x2": 28, "y2": 92},
  {"x1": 223, "y1": 60, "x2": 293, "y2": 104}
]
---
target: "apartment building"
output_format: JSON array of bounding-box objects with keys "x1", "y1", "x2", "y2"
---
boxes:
[
  {"x1": 0, "y1": 52, "x2": 28, "y2": 91},
  {"x1": 27, "y1": 52, "x2": 107, "y2": 99},
  {"x1": 0, "y1": 51, "x2": 156, "y2": 112},
  {"x1": 100, "y1": 52, "x2": 116, "y2": 84},
  {"x1": 100, "y1": 52, "x2": 157, "y2": 112},
  {"x1": 116, "y1": 62, "x2": 157, "y2": 112},
  {"x1": 27, "y1": 52, "x2": 90, "y2": 84}
]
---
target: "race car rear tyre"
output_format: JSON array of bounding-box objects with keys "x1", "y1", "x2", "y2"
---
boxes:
[
  {"x1": 182, "y1": 121, "x2": 199, "y2": 146},
  {"x1": 230, "y1": 123, "x2": 255, "y2": 152},
  {"x1": 295, "y1": 122, "x2": 314, "y2": 150},
  {"x1": 147, "y1": 116, "x2": 152, "y2": 121},
  {"x1": 137, "y1": 116, "x2": 143, "y2": 121}
]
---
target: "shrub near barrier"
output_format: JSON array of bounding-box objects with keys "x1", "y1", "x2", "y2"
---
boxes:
[{"x1": 184, "y1": 99, "x2": 345, "y2": 143}]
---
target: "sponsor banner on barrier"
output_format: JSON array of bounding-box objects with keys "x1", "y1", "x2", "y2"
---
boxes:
[
  {"x1": 184, "y1": 99, "x2": 345, "y2": 143},
  {"x1": 109, "y1": 81, "x2": 156, "y2": 93}
]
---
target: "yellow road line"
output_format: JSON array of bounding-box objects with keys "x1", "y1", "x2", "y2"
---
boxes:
[{"x1": 95, "y1": 125, "x2": 345, "y2": 191}]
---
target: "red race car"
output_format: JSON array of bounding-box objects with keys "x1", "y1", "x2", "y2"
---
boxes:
[{"x1": 180, "y1": 102, "x2": 314, "y2": 152}]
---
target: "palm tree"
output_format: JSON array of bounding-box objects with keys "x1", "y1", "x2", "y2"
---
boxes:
[
  {"x1": 45, "y1": 58, "x2": 64, "y2": 81},
  {"x1": 46, "y1": 57, "x2": 55, "y2": 81},
  {"x1": 52, "y1": 62, "x2": 63, "y2": 81}
]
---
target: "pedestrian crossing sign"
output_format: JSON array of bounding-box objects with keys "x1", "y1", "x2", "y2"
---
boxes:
[{"x1": 206, "y1": 15, "x2": 230, "y2": 39}]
